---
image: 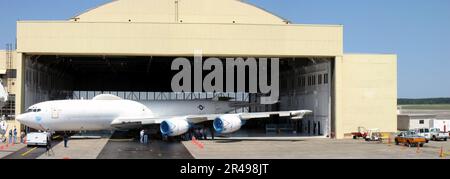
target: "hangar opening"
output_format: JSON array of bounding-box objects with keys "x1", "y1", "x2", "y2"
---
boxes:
[
  {"x1": 23, "y1": 55, "x2": 334, "y2": 138},
  {"x1": 247, "y1": 58, "x2": 333, "y2": 138}
]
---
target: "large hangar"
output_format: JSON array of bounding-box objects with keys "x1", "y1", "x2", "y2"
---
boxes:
[{"x1": 7, "y1": 0, "x2": 397, "y2": 139}]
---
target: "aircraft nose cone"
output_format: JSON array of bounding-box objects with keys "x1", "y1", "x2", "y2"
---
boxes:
[
  {"x1": 17, "y1": 114, "x2": 44, "y2": 131},
  {"x1": 16, "y1": 114, "x2": 31, "y2": 126},
  {"x1": 16, "y1": 114, "x2": 25, "y2": 123}
]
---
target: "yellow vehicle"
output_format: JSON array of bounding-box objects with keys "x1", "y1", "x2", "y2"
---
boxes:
[{"x1": 395, "y1": 131, "x2": 427, "y2": 147}]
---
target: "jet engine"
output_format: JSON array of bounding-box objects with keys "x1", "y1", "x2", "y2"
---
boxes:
[
  {"x1": 160, "y1": 117, "x2": 190, "y2": 136},
  {"x1": 213, "y1": 114, "x2": 244, "y2": 134}
]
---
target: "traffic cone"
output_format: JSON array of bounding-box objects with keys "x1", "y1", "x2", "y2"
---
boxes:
[
  {"x1": 191, "y1": 136, "x2": 204, "y2": 149},
  {"x1": 191, "y1": 136, "x2": 197, "y2": 145},
  {"x1": 439, "y1": 146, "x2": 445, "y2": 158}
]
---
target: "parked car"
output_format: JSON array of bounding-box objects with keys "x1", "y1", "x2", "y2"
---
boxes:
[
  {"x1": 429, "y1": 128, "x2": 449, "y2": 141},
  {"x1": 395, "y1": 131, "x2": 427, "y2": 147}
]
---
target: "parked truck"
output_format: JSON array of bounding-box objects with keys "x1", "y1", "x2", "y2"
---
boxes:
[
  {"x1": 26, "y1": 132, "x2": 50, "y2": 147},
  {"x1": 429, "y1": 128, "x2": 449, "y2": 141}
]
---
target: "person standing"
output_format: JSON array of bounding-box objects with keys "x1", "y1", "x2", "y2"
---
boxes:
[
  {"x1": 140, "y1": 129, "x2": 145, "y2": 144},
  {"x1": 63, "y1": 133, "x2": 69, "y2": 148},
  {"x1": 13, "y1": 127, "x2": 17, "y2": 144},
  {"x1": 203, "y1": 128, "x2": 208, "y2": 140},
  {"x1": 8, "y1": 129, "x2": 12, "y2": 144},
  {"x1": 188, "y1": 128, "x2": 193, "y2": 140},
  {"x1": 210, "y1": 127, "x2": 215, "y2": 140},
  {"x1": 313, "y1": 122, "x2": 317, "y2": 135},
  {"x1": 46, "y1": 134, "x2": 52, "y2": 156},
  {"x1": 20, "y1": 131, "x2": 25, "y2": 143},
  {"x1": 143, "y1": 130, "x2": 149, "y2": 144}
]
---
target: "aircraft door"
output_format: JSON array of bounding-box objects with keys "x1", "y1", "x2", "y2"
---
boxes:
[{"x1": 51, "y1": 108, "x2": 60, "y2": 119}]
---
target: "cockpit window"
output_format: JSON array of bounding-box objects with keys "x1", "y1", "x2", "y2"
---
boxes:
[{"x1": 25, "y1": 108, "x2": 41, "y2": 113}]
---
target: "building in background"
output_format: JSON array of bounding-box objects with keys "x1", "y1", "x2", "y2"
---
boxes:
[
  {"x1": 0, "y1": 44, "x2": 18, "y2": 131},
  {"x1": 397, "y1": 114, "x2": 435, "y2": 131}
]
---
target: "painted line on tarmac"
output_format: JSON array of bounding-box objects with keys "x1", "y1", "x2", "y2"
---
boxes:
[{"x1": 21, "y1": 147, "x2": 37, "y2": 157}]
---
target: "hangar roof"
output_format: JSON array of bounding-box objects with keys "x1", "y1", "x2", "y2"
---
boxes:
[{"x1": 72, "y1": 0, "x2": 288, "y2": 24}]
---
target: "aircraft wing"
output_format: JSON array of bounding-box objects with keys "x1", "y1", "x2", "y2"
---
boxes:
[
  {"x1": 110, "y1": 110, "x2": 312, "y2": 129},
  {"x1": 184, "y1": 110, "x2": 313, "y2": 123},
  {"x1": 110, "y1": 117, "x2": 165, "y2": 129},
  {"x1": 239, "y1": 110, "x2": 312, "y2": 120}
]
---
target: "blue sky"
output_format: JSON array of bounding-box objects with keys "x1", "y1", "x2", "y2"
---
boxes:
[{"x1": 1, "y1": 0, "x2": 449, "y2": 98}]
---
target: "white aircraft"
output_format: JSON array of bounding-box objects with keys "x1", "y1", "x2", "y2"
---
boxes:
[{"x1": 16, "y1": 94, "x2": 312, "y2": 137}]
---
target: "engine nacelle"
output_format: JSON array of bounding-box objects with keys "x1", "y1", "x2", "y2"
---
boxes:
[
  {"x1": 160, "y1": 117, "x2": 190, "y2": 136},
  {"x1": 213, "y1": 114, "x2": 243, "y2": 134}
]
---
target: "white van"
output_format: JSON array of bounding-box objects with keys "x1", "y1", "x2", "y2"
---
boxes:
[
  {"x1": 26, "y1": 132, "x2": 49, "y2": 147},
  {"x1": 415, "y1": 128, "x2": 431, "y2": 140}
]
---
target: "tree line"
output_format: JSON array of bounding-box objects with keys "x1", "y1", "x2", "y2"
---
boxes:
[{"x1": 398, "y1": 98, "x2": 450, "y2": 105}]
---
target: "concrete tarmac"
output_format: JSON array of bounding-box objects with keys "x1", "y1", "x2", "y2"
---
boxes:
[
  {"x1": 5, "y1": 132, "x2": 449, "y2": 159},
  {"x1": 38, "y1": 138, "x2": 109, "y2": 159},
  {"x1": 0, "y1": 143, "x2": 27, "y2": 159},
  {"x1": 2, "y1": 141, "x2": 60, "y2": 159},
  {"x1": 97, "y1": 140, "x2": 193, "y2": 159},
  {"x1": 183, "y1": 138, "x2": 450, "y2": 159}
]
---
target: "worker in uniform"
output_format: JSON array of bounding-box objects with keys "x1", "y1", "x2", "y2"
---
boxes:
[
  {"x1": 203, "y1": 128, "x2": 208, "y2": 140},
  {"x1": 13, "y1": 127, "x2": 17, "y2": 144},
  {"x1": 210, "y1": 127, "x2": 215, "y2": 140},
  {"x1": 143, "y1": 130, "x2": 149, "y2": 144},
  {"x1": 63, "y1": 133, "x2": 69, "y2": 148},
  {"x1": 8, "y1": 129, "x2": 12, "y2": 144},
  {"x1": 46, "y1": 133, "x2": 53, "y2": 156},
  {"x1": 140, "y1": 129, "x2": 145, "y2": 144},
  {"x1": 20, "y1": 131, "x2": 25, "y2": 143}
]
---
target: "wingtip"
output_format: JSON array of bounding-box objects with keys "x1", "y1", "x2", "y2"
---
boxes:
[{"x1": 290, "y1": 110, "x2": 313, "y2": 120}]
